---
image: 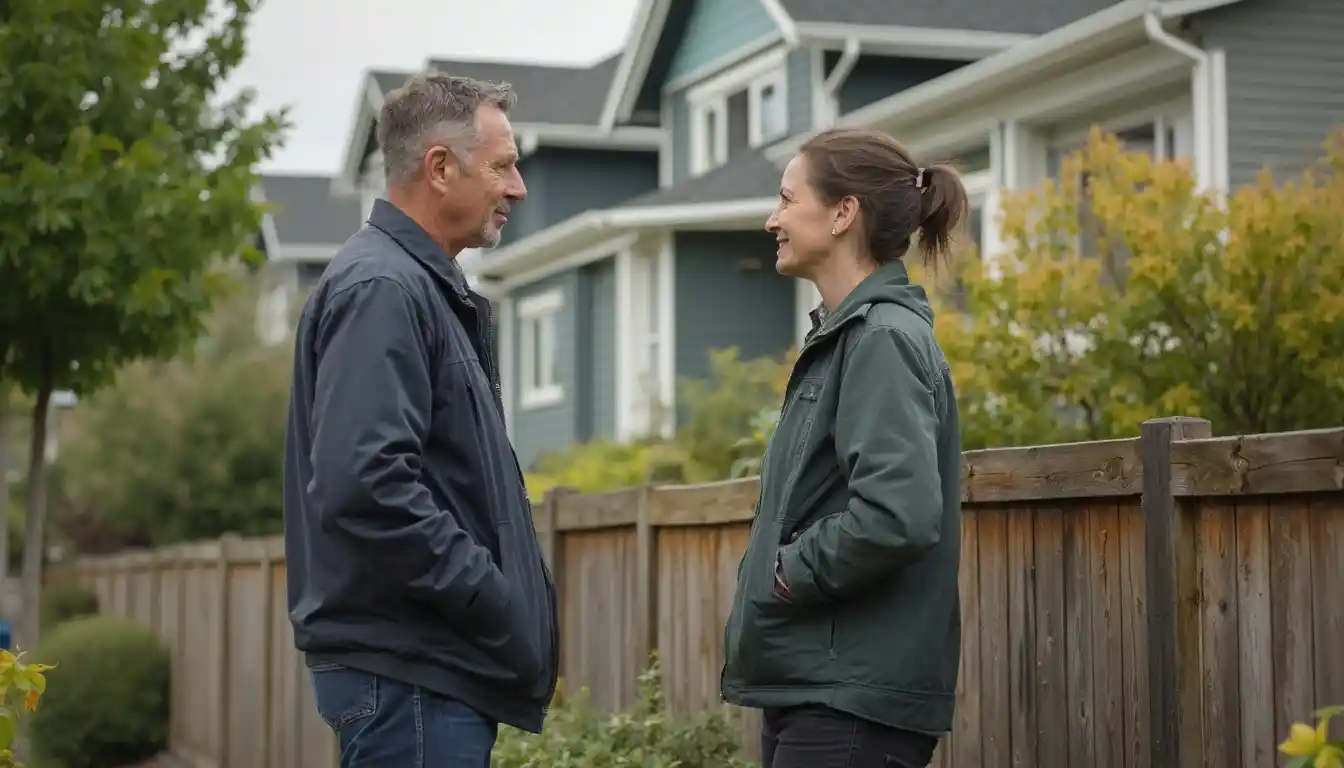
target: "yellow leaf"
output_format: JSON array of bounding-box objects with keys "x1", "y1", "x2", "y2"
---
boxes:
[
  {"x1": 23, "y1": 688, "x2": 38, "y2": 713},
  {"x1": 1282, "y1": 722, "x2": 1326, "y2": 756}
]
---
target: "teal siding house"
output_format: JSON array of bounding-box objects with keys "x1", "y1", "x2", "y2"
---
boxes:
[{"x1": 304, "y1": 0, "x2": 1343, "y2": 468}]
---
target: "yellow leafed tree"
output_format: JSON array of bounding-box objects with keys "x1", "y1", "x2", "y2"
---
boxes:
[{"x1": 920, "y1": 126, "x2": 1344, "y2": 450}]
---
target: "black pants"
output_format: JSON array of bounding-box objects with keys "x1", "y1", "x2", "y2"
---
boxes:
[{"x1": 760, "y1": 705, "x2": 939, "y2": 768}]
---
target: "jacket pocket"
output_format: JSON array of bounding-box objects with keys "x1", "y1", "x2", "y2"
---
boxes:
[
  {"x1": 483, "y1": 518, "x2": 549, "y2": 692},
  {"x1": 309, "y1": 664, "x2": 378, "y2": 730}
]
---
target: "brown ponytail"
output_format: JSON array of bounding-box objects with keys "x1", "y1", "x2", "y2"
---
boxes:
[
  {"x1": 915, "y1": 164, "x2": 970, "y2": 270},
  {"x1": 798, "y1": 128, "x2": 971, "y2": 272}
]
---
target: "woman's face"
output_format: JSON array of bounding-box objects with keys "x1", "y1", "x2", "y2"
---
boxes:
[{"x1": 766, "y1": 154, "x2": 838, "y2": 279}]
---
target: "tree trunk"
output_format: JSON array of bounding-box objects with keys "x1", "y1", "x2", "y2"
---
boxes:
[
  {"x1": 19, "y1": 385, "x2": 51, "y2": 650},
  {"x1": 0, "y1": 386, "x2": 10, "y2": 595}
]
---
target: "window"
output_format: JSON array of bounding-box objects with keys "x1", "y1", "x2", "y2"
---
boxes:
[
  {"x1": 688, "y1": 57, "x2": 788, "y2": 175},
  {"x1": 750, "y1": 70, "x2": 787, "y2": 145},
  {"x1": 517, "y1": 289, "x2": 563, "y2": 409}
]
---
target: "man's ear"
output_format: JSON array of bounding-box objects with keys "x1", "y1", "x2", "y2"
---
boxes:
[{"x1": 425, "y1": 146, "x2": 460, "y2": 191}]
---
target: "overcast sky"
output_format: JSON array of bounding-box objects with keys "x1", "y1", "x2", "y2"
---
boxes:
[{"x1": 226, "y1": 0, "x2": 638, "y2": 174}]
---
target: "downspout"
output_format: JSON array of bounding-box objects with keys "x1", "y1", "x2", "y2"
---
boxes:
[
  {"x1": 821, "y1": 37, "x2": 861, "y2": 128},
  {"x1": 1143, "y1": 6, "x2": 1212, "y2": 189}
]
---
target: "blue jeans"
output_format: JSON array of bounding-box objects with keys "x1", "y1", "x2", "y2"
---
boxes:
[{"x1": 309, "y1": 663, "x2": 498, "y2": 767}]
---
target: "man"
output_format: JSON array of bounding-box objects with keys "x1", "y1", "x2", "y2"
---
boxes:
[{"x1": 282, "y1": 73, "x2": 558, "y2": 767}]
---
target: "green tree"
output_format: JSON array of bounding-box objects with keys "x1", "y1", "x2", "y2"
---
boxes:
[
  {"x1": 51, "y1": 276, "x2": 292, "y2": 551},
  {"x1": 0, "y1": 0, "x2": 288, "y2": 643},
  {"x1": 925, "y1": 126, "x2": 1344, "y2": 448}
]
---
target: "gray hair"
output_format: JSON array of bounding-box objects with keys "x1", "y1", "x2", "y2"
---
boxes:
[{"x1": 377, "y1": 72, "x2": 516, "y2": 187}]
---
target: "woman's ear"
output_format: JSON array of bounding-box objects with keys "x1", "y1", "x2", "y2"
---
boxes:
[{"x1": 831, "y1": 195, "x2": 861, "y2": 237}]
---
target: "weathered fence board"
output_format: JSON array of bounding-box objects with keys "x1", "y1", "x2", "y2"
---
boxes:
[{"x1": 53, "y1": 421, "x2": 1344, "y2": 767}]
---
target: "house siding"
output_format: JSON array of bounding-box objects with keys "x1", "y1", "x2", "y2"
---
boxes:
[
  {"x1": 665, "y1": 0, "x2": 780, "y2": 85},
  {"x1": 510, "y1": 271, "x2": 579, "y2": 468},
  {"x1": 576, "y1": 258, "x2": 619, "y2": 441},
  {"x1": 672, "y1": 231, "x2": 796, "y2": 395},
  {"x1": 828, "y1": 54, "x2": 970, "y2": 117},
  {"x1": 509, "y1": 260, "x2": 618, "y2": 468},
  {"x1": 670, "y1": 94, "x2": 693, "y2": 184},
  {"x1": 497, "y1": 147, "x2": 659, "y2": 249},
  {"x1": 786, "y1": 46, "x2": 814, "y2": 132},
  {"x1": 1189, "y1": 0, "x2": 1344, "y2": 188}
]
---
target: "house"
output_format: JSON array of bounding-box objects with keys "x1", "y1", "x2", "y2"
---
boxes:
[
  {"x1": 420, "y1": 0, "x2": 1131, "y2": 467},
  {"x1": 253, "y1": 173, "x2": 364, "y2": 344},
  {"x1": 325, "y1": 0, "x2": 1343, "y2": 468}
]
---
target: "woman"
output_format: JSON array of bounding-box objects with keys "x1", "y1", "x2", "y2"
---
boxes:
[{"x1": 720, "y1": 127, "x2": 967, "y2": 768}]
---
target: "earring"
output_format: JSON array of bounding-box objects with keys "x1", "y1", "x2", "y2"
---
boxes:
[{"x1": 831, "y1": 228, "x2": 839, "y2": 236}]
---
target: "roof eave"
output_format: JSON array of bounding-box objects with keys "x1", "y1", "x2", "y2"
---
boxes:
[
  {"x1": 599, "y1": 0, "x2": 672, "y2": 131},
  {"x1": 796, "y1": 23, "x2": 1033, "y2": 61},
  {"x1": 333, "y1": 72, "x2": 390, "y2": 197},
  {"x1": 470, "y1": 198, "x2": 778, "y2": 281}
]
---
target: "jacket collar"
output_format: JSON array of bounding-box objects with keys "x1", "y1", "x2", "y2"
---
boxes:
[{"x1": 367, "y1": 198, "x2": 470, "y2": 298}]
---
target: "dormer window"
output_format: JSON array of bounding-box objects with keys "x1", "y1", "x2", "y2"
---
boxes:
[{"x1": 688, "y1": 50, "x2": 789, "y2": 176}]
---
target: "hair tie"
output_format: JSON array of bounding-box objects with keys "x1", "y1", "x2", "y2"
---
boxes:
[{"x1": 914, "y1": 168, "x2": 928, "y2": 189}]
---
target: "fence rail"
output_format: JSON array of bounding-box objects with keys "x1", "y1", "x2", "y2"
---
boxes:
[{"x1": 56, "y1": 418, "x2": 1344, "y2": 768}]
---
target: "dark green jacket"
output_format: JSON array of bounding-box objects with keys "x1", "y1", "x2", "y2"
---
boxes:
[{"x1": 720, "y1": 261, "x2": 963, "y2": 735}]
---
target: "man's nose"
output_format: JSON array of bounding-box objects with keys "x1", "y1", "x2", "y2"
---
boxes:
[{"x1": 507, "y1": 169, "x2": 527, "y2": 201}]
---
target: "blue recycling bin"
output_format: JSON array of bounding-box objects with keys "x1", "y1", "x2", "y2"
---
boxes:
[{"x1": 0, "y1": 619, "x2": 11, "y2": 651}]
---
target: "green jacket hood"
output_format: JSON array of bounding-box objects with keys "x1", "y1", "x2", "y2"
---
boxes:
[{"x1": 820, "y1": 261, "x2": 935, "y2": 333}]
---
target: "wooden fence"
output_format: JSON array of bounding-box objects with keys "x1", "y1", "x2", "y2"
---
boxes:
[{"x1": 57, "y1": 417, "x2": 1344, "y2": 768}]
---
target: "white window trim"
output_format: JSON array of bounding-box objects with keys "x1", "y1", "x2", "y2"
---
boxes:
[
  {"x1": 687, "y1": 48, "x2": 789, "y2": 176},
  {"x1": 689, "y1": 98, "x2": 728, "y2": 176},
  {"x1": 517, "y1": 289, "x2": 564, "y2": 410},
  {"x1": 748, "y1": 67, "x2": 788, "y2": 146}
]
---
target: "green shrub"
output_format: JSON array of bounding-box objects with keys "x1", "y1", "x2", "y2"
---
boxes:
[
  {"x1": 38, "y1": 582, "x2": 99, "y2": 632},
  {"x1": 493, "y1": 655, "x2": 750, "y2": 768},
  {"x1": 29, "y1": 615, "x2": 170, "y2": 768}
]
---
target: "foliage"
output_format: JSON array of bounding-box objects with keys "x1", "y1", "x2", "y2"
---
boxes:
[
  {"x1": 29, "y1": 616, "x2": 170, "y2": 768},
  {"x1": 1280, "y1": 705, "x2": 1344, "y2": 768},
  {"x1": 37, "y1": 582, "x2": 98, "y2": 633},
  {"x1": 492, "y1": 655, "x2": 750, "y2": 768},
  {"x1": 925, "y1": 126, "x2": 1344, "y2": 449},
  {"x1": 524, "y1": 439, "x2": 692, "y2": 499},
  {"x1": 674, "y1": 347, "x2": 794, "y2": 478},
  {"x1": 0, "y1": 648, "x2": 55, "y2": 768},
  {"x1": 524, "y1": 347, "x2": 793, "y2": 497},
  {"x1": 50, "y1": 278, "x2": 291, "y2": 551},
  {"x1": 0, "y1": 0, "x2": 288, "y2": 642},
  {"x1": 728, "y1": 406, "x2": 781, "y2": 479}
]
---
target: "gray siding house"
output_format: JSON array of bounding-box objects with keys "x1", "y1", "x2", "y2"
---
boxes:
[
  {"x1": 254, "y1": 174, "x2": 363, "y2": 345},
  {"x1": 312, "y1": 0, "x2": 1342, "y2": 469}
]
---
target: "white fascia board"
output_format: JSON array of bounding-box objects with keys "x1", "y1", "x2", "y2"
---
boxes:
[
  {"x1": 796, "y1": 22, "x2": 1032, "y2": 60},
  {"x1": 333, "y1": 72, "x2": 389, "y2": 197}
]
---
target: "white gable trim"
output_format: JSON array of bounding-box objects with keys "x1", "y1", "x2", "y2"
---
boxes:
[{"x1": 334, "y1": 72, "x2": 395, "y2": 197}]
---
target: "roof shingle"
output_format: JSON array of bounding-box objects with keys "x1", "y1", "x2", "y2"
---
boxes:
[
  {"x1": 369, "y1": 55, "x2": 620, "y2": 126},
  {"x1": 624, "y1": 150, "x2": 782, "y2": 208},
  {"x1": 260, "y1": 174, "x2": 362, "y2": 245}
]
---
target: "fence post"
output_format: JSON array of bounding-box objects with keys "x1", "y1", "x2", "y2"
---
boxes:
[
  {"x1": 633, "y1": 484, "x2": 658, "y2": 672},
  {"x1": 216, "y1": 534, "x2": 240, "y2": 768},
  {"x1": 540, "y1": 488, "x2": 575, "y2": 681},
  {"x1": 1142, "y1": 416, "x2": 1212, "y2": 768}
]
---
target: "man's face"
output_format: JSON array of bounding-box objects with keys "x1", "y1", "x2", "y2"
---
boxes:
[{"x1": 429, "y1": 104, "x2": 527, "y2": 253}]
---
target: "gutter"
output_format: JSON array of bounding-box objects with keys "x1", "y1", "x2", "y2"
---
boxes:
[
  {"x1": 765, "y1": 0, "x2": 1155, "y2": 163},
  {"x1": 1142, "y1": 6, "x2": 1213, "y2": 188},
  {"x1": 472, "y1": 198, "x2": 778, "y2": 280},
  {"x1": 820, "y1": 38, "x2": 861, "y2": 129}
]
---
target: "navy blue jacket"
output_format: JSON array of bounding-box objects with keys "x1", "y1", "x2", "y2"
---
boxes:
[{"x1": 283, "y1": 199, "x2": 558, "y2": 733}]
